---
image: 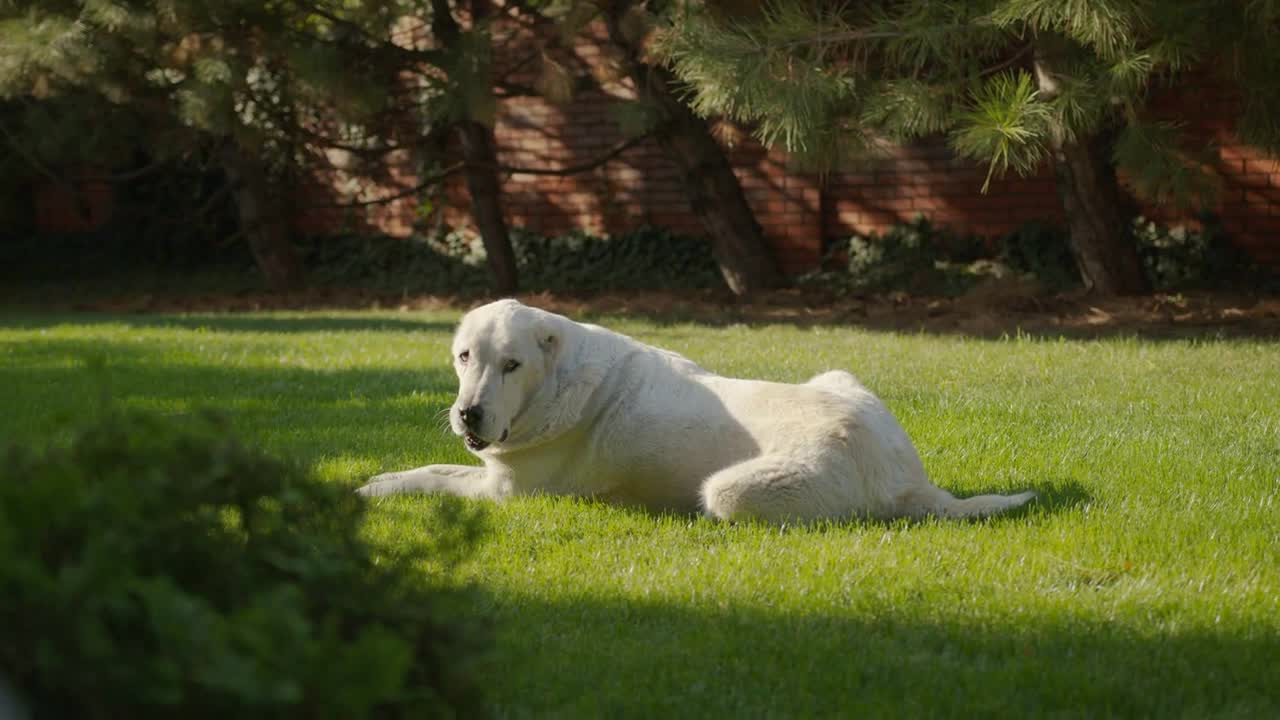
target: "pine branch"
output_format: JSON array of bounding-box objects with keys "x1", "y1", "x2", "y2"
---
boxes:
[
  {"x1": 950, "y1": 71, "x2": 1051, "y2": 192},
  {"x1": 284, "y1": 1, "x2": 449, "y2": 67},
  {"x1": 1114, "y1": 119, "x2": 1221, "y2": 207},
  {"x1": 762, "y1": 25, "x2": 967, "y2": 52},
  {"x1": 990, "y1": 0, "x2": 1142, "y2": 62}
]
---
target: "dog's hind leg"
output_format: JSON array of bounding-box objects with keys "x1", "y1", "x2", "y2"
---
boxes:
[
  {"x1": 356, "y1": 464, "x2": 491, "y2": 498},
  {"x1": 700, "y1": 455, "x2": 851, "y2": 522},
  {"x1": 805, "y1": 370, "x2": 867, "y2": 398}
]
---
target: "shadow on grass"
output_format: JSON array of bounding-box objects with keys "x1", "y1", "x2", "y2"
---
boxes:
[
  {"x1": 471, "y1": 592, "x2": 1278, "y2": 716},
  {"x1": 0, "y1": 313, "x2": 456, "y2": 335},
  {"x1": 4, "y1": 296, "x2": 1279, "y2": 343},
  {"x1": 505, "y1": 290, "x2": 1280, "y2": 343},
  {"x1": 574, "y1": 306, "x2": 1280, "y2": 343},
  {"x1": 1030, "y1": 478, "x2": 1093, "y2": 513},
  {"x1": 0, "y1": 338, "x2": 462, "y2": 469}
]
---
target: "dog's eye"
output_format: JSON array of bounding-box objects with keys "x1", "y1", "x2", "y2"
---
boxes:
[
  {"x1": 503, "y1": 359, "x2": 521, "y2": 373},
  {"x1": 457, "y1": 350, "x2": 469, "y2": 364}
]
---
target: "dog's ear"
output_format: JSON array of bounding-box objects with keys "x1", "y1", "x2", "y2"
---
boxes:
[
  {"x1": 537, "y1": 328, "x2": 558, "y2": 358},
  {"x1": 532, "y1": 313, "x2": 565, "y2": 375}
]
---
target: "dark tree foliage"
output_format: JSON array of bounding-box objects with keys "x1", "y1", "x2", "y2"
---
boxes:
[
  {"x1": 0, "y1": 0, "x2": 519, "y2": 290},
  {"x1": 656, "y1": 0, "x2": 1280, "y2": 295}
]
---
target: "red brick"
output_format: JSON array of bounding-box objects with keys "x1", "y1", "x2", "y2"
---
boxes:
[
  {"x1": 1246, "y1": 216, "x2": 1280, "y2": 233},
  {"x1": 1245, "y1": 158, "x2": 1280, "y2": 175},
  {"x1": 1244, "y1": 190, "x2": 1277, "y2": 209}
]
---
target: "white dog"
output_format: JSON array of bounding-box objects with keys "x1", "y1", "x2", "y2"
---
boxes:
[{"x1": 358, "y1": 299, "x2": 1036, "y2": 522}]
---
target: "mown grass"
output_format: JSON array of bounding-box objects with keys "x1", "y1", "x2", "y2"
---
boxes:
[{"x1": 1, "y1": 310, "x2": 1277, "y2": 717}]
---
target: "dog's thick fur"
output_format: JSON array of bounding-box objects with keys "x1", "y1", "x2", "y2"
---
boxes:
[{"x1": 358, "y1": 299, "x2": 1036, "y2": 521}]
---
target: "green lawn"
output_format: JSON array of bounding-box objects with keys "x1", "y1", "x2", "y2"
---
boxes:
[{"x1": 2, "y1": 310, "x2": 1277, "y2": 717}]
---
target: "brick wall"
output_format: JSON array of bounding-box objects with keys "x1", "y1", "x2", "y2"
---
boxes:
[
  {"x1": 479, "y1": 87, "x2": 827, "y2": 273},
  {"x1": 318, "y1": 61, "x2": 1279, "y2": 272},
  {"x1": 32, "y1": 170, "x2": 114, "y2": 234},
  {"x1": 34, "y1": 58, "x2": 1280, "y2": 272}
]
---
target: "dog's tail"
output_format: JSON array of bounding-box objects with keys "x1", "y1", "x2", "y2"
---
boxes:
[{"x1": 938, "y1": 488, "x2": 1037, "y2": 518}]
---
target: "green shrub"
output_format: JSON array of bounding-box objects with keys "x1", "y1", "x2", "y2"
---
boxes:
[
  {"x1": 299, "y1": 231, "x2": 489, "y2": 292},
  {"x1": 512, "y1": 226, "x2": 724, "y2": 291},
  {"x1": 0, "y1": 409, "x2": 484, "y2": 719},
  {"x1": 298, "y1": 225, "x2": 725, "y2": 294},
  {"x1": 800, "y1": 214, "x2": 1274, "y2": 296},
  {"x1": 1132, "y1": 214, "x2": 1262, "y2": 291},
  {"x1": 1000, "y1": 215, "x2": 1270, "y2": 293},
  {"x1": 998, "y1": 221, "x2": 1081, "y2": 292},
  {"x1": 800, "y1": 216, "x2": 1004, "y2": 296}
]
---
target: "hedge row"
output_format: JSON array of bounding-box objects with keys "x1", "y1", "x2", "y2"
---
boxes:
[
  {"x1": 298, "y1": 226, "x2": 726, "y2": 294},
  {"x1": 4, "y1": 216, "x2": 1270, "y2": 296},
  {"x1": 300, "y1": 216, "x2": 1268, "y2": 296}
]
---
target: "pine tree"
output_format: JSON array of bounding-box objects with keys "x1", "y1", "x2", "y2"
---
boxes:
[
  {"x1": 599, "y1": 0, "x2": 781, "y2": 295},
  {"x1": 430, "y1": 0, "x2": 521, "y2": 293},
  {"x1": 656, "y1": 0, "x2": 1280, "y2": 295},
  {"x1": 499, "y1": 0, "x2": 783, "y2": 295}
]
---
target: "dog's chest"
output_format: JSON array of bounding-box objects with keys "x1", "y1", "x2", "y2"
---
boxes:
[{"x1": 499, "y1": 422, "x2": 715, "y2": 512}]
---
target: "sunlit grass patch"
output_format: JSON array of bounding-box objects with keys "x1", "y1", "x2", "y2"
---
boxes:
[{"x1": 1, "y1": 309, "x2": 1276, "y2": 716}]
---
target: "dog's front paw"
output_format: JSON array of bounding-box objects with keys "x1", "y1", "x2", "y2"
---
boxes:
[{"x1": 355, "y1": 473, "x2": 399, "y2": 497}]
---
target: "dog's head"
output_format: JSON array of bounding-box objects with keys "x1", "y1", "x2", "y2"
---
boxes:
[{"x1": 448, "y1": 299, "x2": 561, "y2": 453}]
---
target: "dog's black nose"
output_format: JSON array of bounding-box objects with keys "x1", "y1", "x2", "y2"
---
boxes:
[{"x1": 459, "y1": 405, "x2": 484, "y2": 429}]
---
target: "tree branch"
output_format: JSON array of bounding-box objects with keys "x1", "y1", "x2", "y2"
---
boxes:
[
  {"x1": 306, "y1": 162, "x2": 465, "y2": 208},
  {"x1": 498, "y1": 133, "x2": 648, "y2": 175},
  {"x1": 0, "y1": 119, "x2": 94, "y2": 222},
  {"x1": 494, "y1": 48, "x2": 542, "y2": 84},
  {"x1": 979, "y1": 42, "x2": 1034, "y2": 77},
  {"x1": 288, "y1": 0, "x2": 448, "y2": 66},
  {"x1": 305, "y1": 133, "x2": 650, "y2": 209},
  {"x1": 430, "y1": 0, "x2": 461, "y2": 46},
  {"x1": 494, "y1": 80, "x2": 542, "y2": 98}
]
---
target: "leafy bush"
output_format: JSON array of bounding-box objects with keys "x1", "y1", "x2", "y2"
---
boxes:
[
  {"x1": 999, "y1": 215, "x2": 1269, "y2": 293},
  {"x1": 998, "y1": 221, "x2": 1081, "y2": 291},
  {"x1": 514, "y1": 226, "x2": 725, "y2": 291},
  {"x1": 0, "y1": 409, "x2": 484, "y2": 719},
  {"x1": 298, "y1": 231, "x2": 489, "y2": 292},
  {"x1": 800, "y1": 214, "x2": 1273, "y2": 296},
  {"x1": 0, "y1": 228, "x2": 255, "y2": 289},
  {"x1": 1132, "y1": 214, "x2": 1261, "y2": 291},
  {"x1": 298, "y1": 225, "x2": 725, "y2": 294},
  {"x1": 799, "y1": 216, "x2": 1004, "y2": 296}
]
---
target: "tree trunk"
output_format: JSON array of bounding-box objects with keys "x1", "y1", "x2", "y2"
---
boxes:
[
  {"x1": 1034, "y1": 38, "x2": 1148, "y2": 296},
  {"x1": 1047, "y1": 131, "x2": 1150, "y2": 295},
  {"x1": 435, "y1": 0, "x2": 519, "y2": 294},
  {"x1": 651, "y1": 84, "x2": 782, "y2": 296},
  {"x1": 458, "y1": 120, "x2": 519, "y2": 294},
  {"x1": 602, "y1": 5, "x2": 780, "y2": 296},
  {"x1": 220, "y1": 145, "x2": 302, "y2": 291}
]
